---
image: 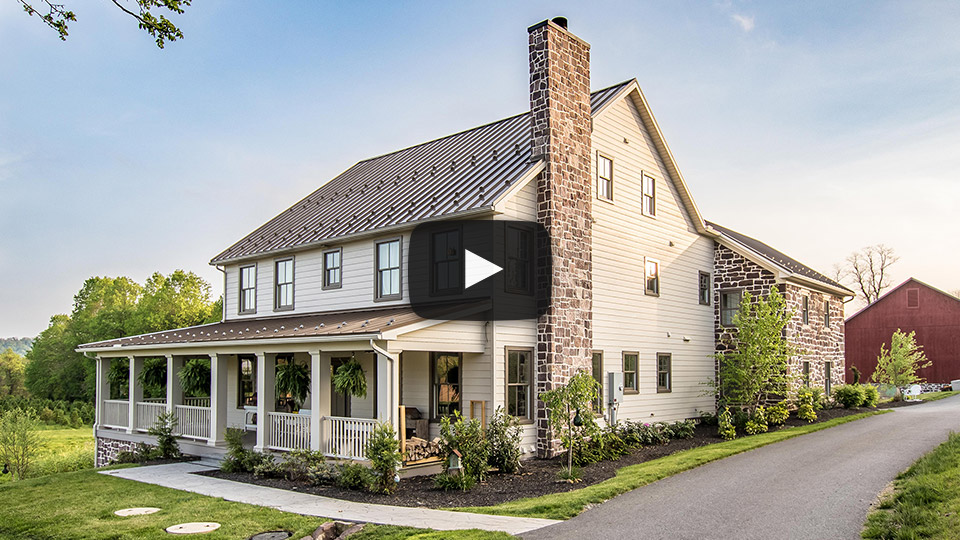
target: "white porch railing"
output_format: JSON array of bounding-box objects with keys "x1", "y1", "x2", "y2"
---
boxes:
[
  {"x1": 183, "y1": 396, "x2": 211, "y2": 407},
  {"x1": 173, "y1": 405, "x2": 210, "y2": 440},
  {"x1": 321, "y1": 416, "x2": 378, "y2": 459},
  {"x1": 136, "y1": 402, "x2": 167, "y2": 432},
  {"x1": 266, "y1": 412, "x2": 311, "y2": 451},
  {"x1": 102, "y1": 399, "x2": 129, "y2": 429}
]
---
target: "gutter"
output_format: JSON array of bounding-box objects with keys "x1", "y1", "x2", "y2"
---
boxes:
[{"x1": 76, "y1": 332, "x2": 383, "y2": 355}]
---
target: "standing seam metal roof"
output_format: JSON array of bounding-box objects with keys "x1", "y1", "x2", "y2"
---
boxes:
[{"x1": 210, "y1": 80, "x2": 633, "y2": 264}]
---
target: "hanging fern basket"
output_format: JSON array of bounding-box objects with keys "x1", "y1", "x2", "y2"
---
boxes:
[{"x1": 333, "y1": 360, "x2": 367, "y2": 398}]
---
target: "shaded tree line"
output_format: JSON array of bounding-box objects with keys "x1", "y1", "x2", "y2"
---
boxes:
[
  {"x1": 25, "y1": 270, "x2": 221, "y2": 402},
  {"x1": 0, "y1": 338, "x2": 32, "y2": 356}
]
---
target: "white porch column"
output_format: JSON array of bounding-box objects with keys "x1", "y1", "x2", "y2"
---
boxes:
[
  {"x1": 254, "y1": 352, "x2": 275, "y2": 452},
  {"x1": 209, "y1": 353, "x2": 228, "y2": 446},
  {"x1": 390, "y1": 352, "x2": 400, "y2": 433},
  {"x1": 128, "y1": 355, "x2": 142, "y2": 433},
  {"x1": 376, "y1": 352, "x2": 390, "y2": 424},
  {"x1": 165, "y1": 355, "x2": 183, "y2": 416},
  {"x1": 310, "y1": 351, "x2": 322, "y2": 452},
  {"x1": 95, "y1": 356, "x2": 110, "y2": 429}
]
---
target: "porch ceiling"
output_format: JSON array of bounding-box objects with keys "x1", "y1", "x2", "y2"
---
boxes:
[{"x1": 77, "y1": 301, "x2": 486, "y2": 353}]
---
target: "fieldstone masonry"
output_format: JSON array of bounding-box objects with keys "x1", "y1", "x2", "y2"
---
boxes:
[
  {"x1": 96, "y1": 436, "x2": 137, "y2": 467},
  {"x1": 529, "y1": 19, "x2": 593, "y2": 457},
  {"x1": 713, "y1": 244, "x2": 845, "y2": 394}
]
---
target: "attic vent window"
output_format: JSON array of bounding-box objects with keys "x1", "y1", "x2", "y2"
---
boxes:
[{"x1": 906, "y1": 288, "x2": 920, "y2": 308}]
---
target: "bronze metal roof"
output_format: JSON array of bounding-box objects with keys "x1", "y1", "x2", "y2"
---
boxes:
[{"x1": 210, "y1": 80, "x2": 633, "y2": 265}]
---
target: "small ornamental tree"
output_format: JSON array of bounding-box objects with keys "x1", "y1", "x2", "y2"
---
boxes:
[
  {"x1": 712, "y1": 287, "x2": 795, "y2": 414},
  {"x1": 0, "y1": 408, "x2": 40, "y2": 480},
  {"x1": 365, "y1": 423, "x2": 403, "y2": 494},
  {"x1": 539, "y1": 370, "x2": 601, "y2": 473},
  {"x1": 871, "y1": 329, "x2": 932, "y2": 401}
]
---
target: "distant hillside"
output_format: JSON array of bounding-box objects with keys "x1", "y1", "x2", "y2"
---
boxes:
[{"x1": 1, "y1": 337, "x2": 33, "y2": 355}]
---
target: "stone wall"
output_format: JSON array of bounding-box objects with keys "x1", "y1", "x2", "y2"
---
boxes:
[
  {"x1": 713, "y1": 243, "x2": 846, "y2": 394},
  {"x1": 528, "y1": 19, "x2": 593, "y2": 457},
  {"x1": 95, "y1": 435, "x2": 137, "y2": 467}
]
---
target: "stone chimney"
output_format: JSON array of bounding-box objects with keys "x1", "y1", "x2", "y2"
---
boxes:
[{"x1": 528, "y1": 18, "x2": 593, "y2": 457}]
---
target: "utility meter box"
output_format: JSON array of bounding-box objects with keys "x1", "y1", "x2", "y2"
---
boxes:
[{"x1": 608, "y1": 372, "x2": 624, "y2": 406}]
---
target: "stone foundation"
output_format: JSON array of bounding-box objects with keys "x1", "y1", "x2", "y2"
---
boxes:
[{"x1": 95, "y1": 435, "x2": 137, "y2": 467}]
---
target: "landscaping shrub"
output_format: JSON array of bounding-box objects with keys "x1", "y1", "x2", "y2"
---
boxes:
[
  {"x1": 433, "y1": 471, "x2": 475, "y2": 492},
  {"x1": 336, "y1": 463, "x2": 374, "y2": 491},
  {"x1": 810, "y1": 387, "x2": 825, "y2": 411},
  {"x1": 718, "y1": 407, "x2": 737, "y2": 440},
  {"x1": 220, "y1": 427, "x2": 248, "y2": 473},
  {"x1": 795, "y1": 388, "x2": 817, "y2": 422},
  {"x1": 743, "y1": 406, "x2": 768, "y2": 435},
  {"x1": 438, "y1": 411, "x2": 489, "y2": 483},
  {"x1": 862, "y1": 385, "x2": 880, "y2": 408},
  {"x1": 280, "y1": 449, "x2": 326, "y2": 482},
  {"x1": 850, "y1": 365, "x2": 861, "y2": 385},
  {"x1": 252, "y1": 455, "x2": 284, "y2": 479},
  {"x1": 147, "y1": 411, "x2": 180, "y2": 459},
  {"x1": 834, "y1": 384, "x2": 866, "y2": 409},
  {"x1": 0, "y1": 408, "x2": 39, "y2": 480},
  {"x1": 305, "y1": 462, "x2": 340, "y2": 486},
  {"x1": 672, "y1": 419, "x2": 696, "y2": 439},
  {"x1": 114, "y1": 442, "x2": 159, "y2": 464},
  {"x1": 365, "y1": 422, "x2": 402, "y2": 494},
  {"x1": 766, "y1": 401, "x2": 789, "y2": 426},
  {"x1": 556, "y1": 465, "x2": 582, "y2": 483},
  {"x1": 698, "y1": 410, "x2": 719, "y2": 427},
  {"x1": 486, "y1": 407, "x2": 522, "y2": 474}
]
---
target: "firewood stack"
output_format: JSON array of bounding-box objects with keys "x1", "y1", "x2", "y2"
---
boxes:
[{"x1": 404, "y1": 436, "x2": 442, "y2": 461}]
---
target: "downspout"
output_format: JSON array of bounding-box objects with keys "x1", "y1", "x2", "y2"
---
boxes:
[{"x1": 214, "y1": 265, "x2": 226, "y2": 322}]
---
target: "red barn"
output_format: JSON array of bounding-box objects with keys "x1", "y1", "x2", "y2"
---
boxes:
[{"x1": 845, "y1": 278, "x2": 960, "y2": 384}]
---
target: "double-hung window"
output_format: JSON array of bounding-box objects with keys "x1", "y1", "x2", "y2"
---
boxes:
[
  {"x1": 802, "y1": 296, "x2": 810, "y2": 324},
  {"x1": 720, "y1": 290, "x2": 741, "y2": 327},
  {"x1": 824, "y1": 362, "x2": 833, "y2": 395},
  {"x1": 824, "y1": 301, "x2": 831, "y2": 327},
  {"x1": 645, "y1": 258, "x2": 660, "y2": 296},
  {"x1": 505, "y1": 224, "x2": 533, "y2": 294},
  {"x1": 657, "y1": 353, "x2": 672, "y2": 393},
  {"x1": 239, "y1": 265, "x2": 256, "y2": 314},
  {"x1": 698, "y1": 271, "x2": 711, "y2": 305},
  {"x1": 623, "y1": 352, "x2": 638, "y2": 392},
  {"x1": 506, "y1": 349, "x2": 532, "y2": 419},
  {"x1": 431, "y1": 229, "x2": 461, "y2": 295},
  {"x1": 274, "y1": 258, "x2": 294, "y2": 311},
  {"x1": 376, "y1": 238, "x2": 402, "y2": 300},
  {"x1": 597, "y1": 154, "x2": 613, "y2": 201},
  {"x1": 642, "y1": 173, "x2": 656, "y2": 216},
  {"x1": 323, "y1": 249, "x2": 342, "y2": 289},
  {"x1": 592, "y1": 351, "x2": 604, "y2": 411},
  {"x1": 802, "y1": 361, "x2": 811, "y2": 387},
  {"x1": 433, "y1": 353, "x2": 461, "y2": 418},
  {"x1": 238, "y1": 356, "x2": 257, "y2": 407}
]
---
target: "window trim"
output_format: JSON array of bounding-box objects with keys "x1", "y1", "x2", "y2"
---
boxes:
[
  {"x1": 656, "y1": 352, "x2": 672, "y2": 393},
  {"x1": 644, "y1": 257, "x2": 660, "y2": 297},
  {"x1": 824, "y1": 361, "x2": 832, "y2": 395},
  {"x1": 641, "y1": 171, "x2": 657, "y2": 217},
  {"x1": 237, "y1": 355, "x2": 257, "y2": 408},
  {"x1": 698, "y1": 271, "x2": 711, "y2": 306},
  {"x1": 719, "y1": 288, "x2": 743, "y2": 327},
  {"x1": 322, "y1": 248, "x2": 343, "y2": 290},
  {"x1": 824, "y1": 300, "x2": 831, "y2": 327},
  {"x1": 505, "y1": 347, "x2": 534, "y2": 423},
  {"x1": 622, "y1": 351, "x2": 639, "y2": 394},
  {"x1": 430, "y1": 227, "x2": 463, "y2": 297},
  {"x1": 592, "y1": 350, "x2": 604, "y2": 412},
  {"x1": 429, "y1": 351, "x2": 462, "y2": 421},
  {"x1": 596, "y1": 152, "x2": 614, "y2": 202},
  {"x1": 504, "y1": 223, "x2": 534, "y2": 295},
  {"x1": 238, "y1": 264, "x2": 257, "y2": 315},
  {"x1": 802, "y1": 361, "x2": 811, "y2": 387},
  {"x1": 802, "y1": 296, "x2": 810, "y2": 325},
  {"x1": 374, "y1": 237, "x2": 403, "y2": 301},
  {"x1": 273, "y1": 257, "x2": 295, "y2": 312}
]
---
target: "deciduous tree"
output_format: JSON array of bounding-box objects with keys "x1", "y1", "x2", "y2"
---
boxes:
[
  {"x1": 0, "y1": 349, "x2": 28, "y2": 397},
  {"x1": 835, "y1": 244, "x2": 899, "y2": 305},
  {"x1": 871, "y1": 329, "x2": 932, "y2": 401},
  {"x1": 17, "y1": 0, "x2": 191, "y2": 48}
]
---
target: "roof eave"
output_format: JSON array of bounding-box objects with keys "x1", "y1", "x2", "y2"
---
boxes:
[{"x1": 76, "y1": 332, "x2": 384, "y2": 354}]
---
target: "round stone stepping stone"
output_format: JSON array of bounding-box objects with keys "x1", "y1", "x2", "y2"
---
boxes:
[
  {"x1": 165, "y1": 522, "x2": 221, "y2": 535},
  {"x1": 249, "y1": 532, "x2": 291, "y2": 540},
  {"x1": 114, "y1": 507, "x2": 161, "y2": 517}
]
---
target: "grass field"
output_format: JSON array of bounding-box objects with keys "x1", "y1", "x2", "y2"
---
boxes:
[
  {"x1": 0, "y1": 425, "x2": 94, "y2": 485},
  {"x1": 917, "y1": 390, "x2": 959, "y2": 402},
  {"x1": 862, "y1": 431, "x2": 960, "y2": 539},
  {"x1": 458, "y1": 410, "x2": 890, "y2": 520}
]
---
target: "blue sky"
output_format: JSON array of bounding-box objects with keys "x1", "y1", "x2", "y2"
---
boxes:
[{"x1": 2, "y1": 1, "x2": 959, "y2": 337}]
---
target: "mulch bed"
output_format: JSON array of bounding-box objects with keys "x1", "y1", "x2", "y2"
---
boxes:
[{"x1": 195, "y1": 406, "x2": 882, "y2": 509}]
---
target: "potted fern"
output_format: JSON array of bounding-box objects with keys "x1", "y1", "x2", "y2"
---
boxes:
[
  {"x1": 275, "y1": 360, "x2": 310, "y2": 410},
  {"x1": 333, "y1": 359, "x2": 367, "y2": 398},
  {"x1": 178, "y1": 358, "x2": 210, "y2": 397}
]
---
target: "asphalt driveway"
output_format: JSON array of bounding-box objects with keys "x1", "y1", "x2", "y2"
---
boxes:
[{"x1": 523, "y1": 396, "x2": 960, "y2": 540}]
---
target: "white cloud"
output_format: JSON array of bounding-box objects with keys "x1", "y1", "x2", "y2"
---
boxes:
[{"x1": 731, "y1": 13, "x2": 755, "y2": 32}]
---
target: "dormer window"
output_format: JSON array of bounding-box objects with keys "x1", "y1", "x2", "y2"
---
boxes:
[
  {"x1": 239, "y1": 265, "x2": 256, "y2": 314},
  {"x1": 642, "y1": 173, "x2": 656, "y2": 216},
  {"x1": 274, "y1": 258, "x2": 294, "y2": 311}
]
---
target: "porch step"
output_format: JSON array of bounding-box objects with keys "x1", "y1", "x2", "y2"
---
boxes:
[{"x1": 196, "y1": 455, "x2": 224, "y2": 469}]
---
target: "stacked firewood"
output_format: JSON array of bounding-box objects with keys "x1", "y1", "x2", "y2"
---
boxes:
[{"x1": 404, "y1": 436, "x2": 442, "y2": 461}]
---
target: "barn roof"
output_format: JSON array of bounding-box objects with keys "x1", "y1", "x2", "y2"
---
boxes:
[{"x1": 844, "y1": 277, "x2": 960, "y2": 323}]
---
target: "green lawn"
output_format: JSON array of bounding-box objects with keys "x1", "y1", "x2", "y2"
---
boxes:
[
  {"x1": 457, "y1": 410, "x2": 890, "y2": 520},
  {"x1": 862, "y1": 431, "x2": 960, "y2": 539},
  {"x1": 917, "y1": 391, "x2": 959, "y2": 402},
  {"x1": 350, "y1": 525, "x2": 513, "y2": 539}
]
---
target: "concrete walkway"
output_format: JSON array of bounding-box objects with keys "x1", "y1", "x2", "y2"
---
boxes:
[
  {"x1": 523, "y1": 396, "x2": 960, "y2": 540},
  {"x1": 100, "y1": 462, "x2": 559, "y2": 535}
]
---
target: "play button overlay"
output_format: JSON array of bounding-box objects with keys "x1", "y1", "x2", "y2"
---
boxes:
[
  {"x1": 409, "y1": 220, "x2": 550, "y2": 322},
  {"x1": 464, "y1": 249, "x2": 503, "y2": 289}
]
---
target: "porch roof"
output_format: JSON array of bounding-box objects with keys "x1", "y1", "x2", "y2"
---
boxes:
[{"x1": 77, "y1": 302, "x2": 484, "y2": 353}]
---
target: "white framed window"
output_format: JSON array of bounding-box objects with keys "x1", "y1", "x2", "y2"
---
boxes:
[
  {"x1": 623, "y1": 352, "x2": 639, "y2": 393},
  {"x1": 597, "y1": 154, "x2": 613, "y2": 201},
  {"x1": 239, "y1": 264, "x2": 256, "y2": 314},
  {"x1": 375, "y1": 238, "x2": 402, "y2": 300},
  {"x1": 506, "y1": 348, "x2": 533, "y2": 420},
  {"x1": 657, "y1": 353, "x2": 672, "y2": 393},
  {"x1": 645, "y1": 258, "x2": 660, "y2": 296},
  {"x1": 720, "y1": 289, "x2": 742, "y2": 327},
  {"x1": 274, "y1": 258, "x2": 294, "y2": 311},
  {"x1": 323, "y1": 248, "x2": 342, "y2": 289},
  {"x1": 642, "y1": 173, "x2": 656, "y2": 216}
]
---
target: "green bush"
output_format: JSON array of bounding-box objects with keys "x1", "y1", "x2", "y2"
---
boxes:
[
  {"x1": 556, "y1": 465, "x2": 582, "y2": 483},
  {"x1": 365, "y1": 423, "x2": 402, "y2": 494},
  {"x1": 433, "y1": 471, "x2": 476, "y2": 491},
  {"x1": 438, "y1": 411, "x2": 489, "y2": 483},
  {"x1": 147, "y1": 412, "x2": 180, "y2": 459},
  {"x1": 810, "y1": 387, "x2": 825, "y2": 411},
  {"x1": 672, "y1": 420, "x2": 696, "y2": 439},
  {"x1": 834, "y1": 384, "x2": 867, "y2": 408},
  {"x1": 862, "y1": 385, "x2": 880, "y2": 408},
  {"x1": 795, "y1": 387, "x2": 817, "y2": 422},
  {"x1": 280, "y1": 449, "x2": 326, "y2": 482},
  {"x1": 220, "y1": 427, "x2": 248, "y2": 473},
  {"x1": 486, "y1": 407, "x2": 522, "y2": 474},
  {"x1": 336, "y1": 463, "x2": 374, "y2": 491},
  {"x1": 767, "y1": 401, "x2": 790, "y2": 425},
  {"x1": 252, "y1": 455, "x2": 284, "y2": 478},
  {"x1": 305, "y1": 462, "x2": 340, "y2": 486},
  {"x1": 718, "y1": 407, "x2": 737, "y2": 440}
]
